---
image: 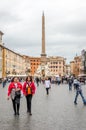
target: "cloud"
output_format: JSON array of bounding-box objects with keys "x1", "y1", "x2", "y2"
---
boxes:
[{"x1": 0, "y1": 0, "x2": 86, "y2": 63}]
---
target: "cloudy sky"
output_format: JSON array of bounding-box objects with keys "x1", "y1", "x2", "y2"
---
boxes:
[{"x1": 0, "y1": 0, "x2": 86, "y2": 63}]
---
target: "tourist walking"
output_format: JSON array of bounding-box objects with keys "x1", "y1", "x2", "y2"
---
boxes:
[
  {"x1": 2, "y1": 77, "x2": 7, "y2": 88},
  {"x1": 23, "y1": 76, "x2": 36, "y2": 115},
  {"x1": 7, "y1": 77, "x2": 23, "y2": 115},
  {"x1": 73, "y1": 78, "x2": 78, "y2": 89},
  {"x1": 35, "y1": 77, "x2": 40, "y2": 87},
  {"x1": 45, "y1": 77, "x2": 51, "y2": 95},
  {"x1": 74, "y1": 80, "x2": 86, "y2": 105},
  {"x1": 68, "y1": 78, "x2": 73, "y2": 91},
  {"x1": 56, "y1": 77, "x2": 61, "y2": 85}
]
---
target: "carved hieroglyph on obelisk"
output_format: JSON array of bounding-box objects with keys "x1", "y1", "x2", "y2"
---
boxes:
[{"x1": 41, "y1": 12, "x2": 47, "y2": 63}]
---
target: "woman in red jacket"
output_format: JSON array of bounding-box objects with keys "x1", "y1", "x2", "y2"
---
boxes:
[
  {"x1": 23, "y1": 76, "x2": 36, "y2": 115},
  {"x1": 7, "y1": 77, "x2": 22, "y2": 115}
]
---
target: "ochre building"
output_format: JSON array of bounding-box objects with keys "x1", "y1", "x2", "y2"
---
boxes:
[{"x1": 70, "y1": 56, "x2": 81, "y2": 77}]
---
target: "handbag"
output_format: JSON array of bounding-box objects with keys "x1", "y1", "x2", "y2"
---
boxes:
[
  {"x1": 11, "y1": 89, "x2": 16, "y2": 100},
  {"x1": 15, "y1": 90, "x2": 21, "y2": 97},
  {"x1": 15, "y1": 90, "x2": 21, "y2": 104}
]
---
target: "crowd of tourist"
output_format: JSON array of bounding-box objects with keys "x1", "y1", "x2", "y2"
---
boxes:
[{"x1": 0, "y1": 74, "x2": 86, "y2": 116}]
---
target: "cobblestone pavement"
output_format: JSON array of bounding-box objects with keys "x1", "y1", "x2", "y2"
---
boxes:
[{"x1": 0, "y1": 83, "x2": 86, "y2": 130}]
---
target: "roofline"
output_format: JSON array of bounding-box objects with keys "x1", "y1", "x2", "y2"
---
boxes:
[{"x1": 0, "y1": 44, "x2": 23, "y2": 57}]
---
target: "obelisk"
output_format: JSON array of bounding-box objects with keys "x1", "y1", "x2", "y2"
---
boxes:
[{"x1": 41, "y1": 12, "x2": 47, "y2": 63}]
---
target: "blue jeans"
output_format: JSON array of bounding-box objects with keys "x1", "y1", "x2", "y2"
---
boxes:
[
  {"x1": 2, "y1": 81, "x2": 6, "y2": 88},
  {"x1": 69, "y1": 83, "x2": 72, "y2": 90},
  {"x1": 74, "y1": 90, "x2": 85, "y2": 103}
]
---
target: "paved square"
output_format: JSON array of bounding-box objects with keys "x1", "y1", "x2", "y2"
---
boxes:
[{"x1": 0, "y1": 83, "x2": 86, "y2": 130}]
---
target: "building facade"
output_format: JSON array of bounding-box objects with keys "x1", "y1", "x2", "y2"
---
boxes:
[
  {"x1": 0, "y1": 45, "x2": 30, "y2": 78},
  {"x1": 48, "y1": 56, "x2": 66, "y2": 76},
  {"x1": 0, "y1": 45, "x2": 3, "y2": 78},
  {"x1": 70, "y1": 56, "x2": 81, "y2": 77},
  {"x1": 29, "y1": 57, "x2": 41, "y2": 76},
  {"x1": 70, "y1": 61, "x2": 75, "y2": 75},
  {"x1": 23, "y1": 55, "x2": 31, "y2": 75},
  {"x1": 65, "y1": 64, "x2": 71, "y2": 76},
  {"x1": 81, "y1": 50, "x2": 86, "y2": 74}
]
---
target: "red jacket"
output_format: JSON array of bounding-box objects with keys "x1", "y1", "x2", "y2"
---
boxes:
[
  {"x1": 23, "y1": 82, "x2": 36, "y2": 96},
  {"x1": 8, "y1": 82, "x2": 22, "y2": 96}
]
